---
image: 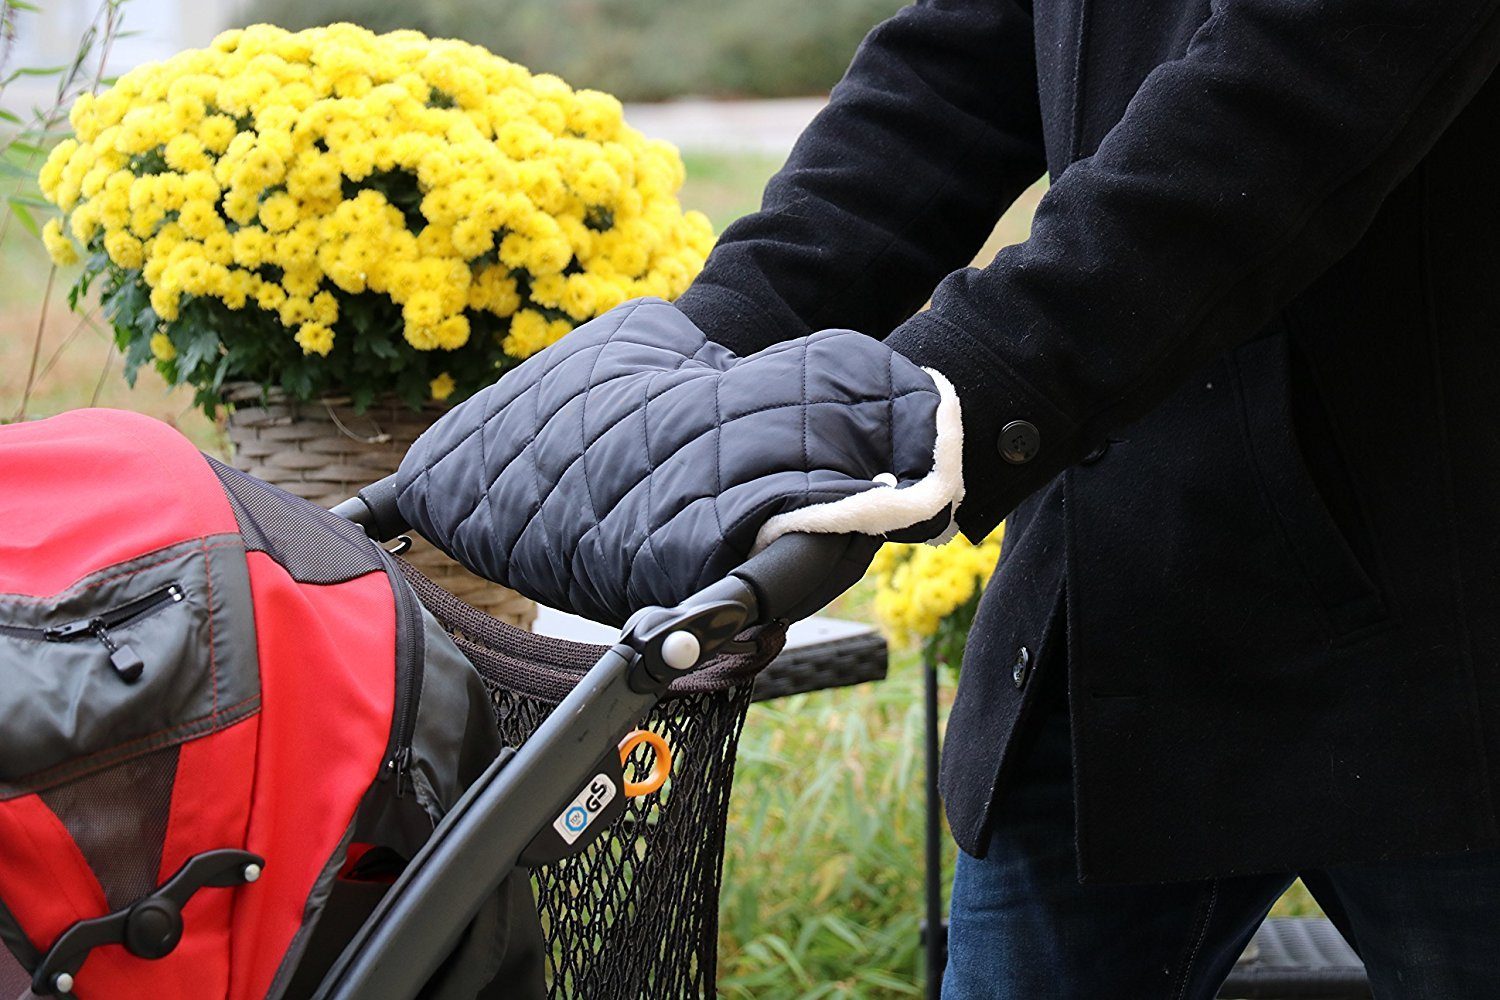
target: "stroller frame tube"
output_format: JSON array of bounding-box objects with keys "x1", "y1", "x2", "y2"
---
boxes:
[
  {"x1": 322, "y1": 479, "x2": 858, "y2": 999},
  {"x1": 313, "y1": 642, "x2": 666, "y2": 1000}
]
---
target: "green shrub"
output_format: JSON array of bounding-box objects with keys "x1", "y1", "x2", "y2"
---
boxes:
[{"x1": 237, "y1": 0, "x2": 907, "y2": 101}]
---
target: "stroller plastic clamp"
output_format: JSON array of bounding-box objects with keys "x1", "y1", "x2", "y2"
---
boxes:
[
  {"x1": 623, "y1": 596, "x2": 754, "y2": 692},
  {"x1": 32, "y1": 849, "x2": 264, "y2": 997},
  {"x1": 619, "y1": 729, "x2": 672, "y2": 797}
]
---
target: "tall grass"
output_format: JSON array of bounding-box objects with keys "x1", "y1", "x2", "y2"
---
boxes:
[
  {"x1": 1, "y1": 0, "x2": 131, "y2": 423},
  {"x1": 720, "y1": 649, "x2": 942, "y2": 999}
]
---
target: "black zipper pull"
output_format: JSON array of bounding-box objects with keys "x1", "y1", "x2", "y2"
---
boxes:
[
  {"x1": 31, "y1": 582, "x2": 180, "y2": 684},
  {"x1": 42, "y1": 620, "x2": 94, "y2": 641},
  {"x1": 388, "y1": 746, "x2": 413, "y2": 798},
  {"x1": 89, "y1": 619, "x2": 145, "y2": 683}
]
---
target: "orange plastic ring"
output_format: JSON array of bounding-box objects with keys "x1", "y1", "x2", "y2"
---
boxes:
[{"x1": 618, "y1": 729, "x2": 672, "y2": 797}]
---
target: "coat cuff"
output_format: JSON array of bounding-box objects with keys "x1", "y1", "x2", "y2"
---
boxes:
[
  {"x1": 884, "y1": 309, "x2": 1079, "y2": 539},
  {"x1": 674, "y1": 278, "x2": 807, "y2": 357}
]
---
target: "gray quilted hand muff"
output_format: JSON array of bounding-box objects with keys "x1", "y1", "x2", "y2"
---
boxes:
[{"x1": 395, "y1": 297, "x2": 963, "y2": 625}]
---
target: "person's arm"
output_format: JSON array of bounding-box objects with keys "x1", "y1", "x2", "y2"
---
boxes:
[
  {"x1": 690, "y1": 0, "x2": 1500, "y2": 541},
  {"x1": 675, "y1": 0, "x2": 1048, "y2": 352}
]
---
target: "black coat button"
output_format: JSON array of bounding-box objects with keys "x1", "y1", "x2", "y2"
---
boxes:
[
  {"x1": 999, "y1": 420, "x2": 1040, "y2": 464},
  {"x1": 1012, "y1": 646, "x2": 1032, "y2": 689}
]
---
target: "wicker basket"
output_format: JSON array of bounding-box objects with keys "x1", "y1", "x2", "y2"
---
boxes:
[{"x1": 221, "y1": 382, "x2": 536, "y2": 629}]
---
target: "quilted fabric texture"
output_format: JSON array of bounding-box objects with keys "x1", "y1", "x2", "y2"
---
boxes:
[{"x1": 395, "y1": 298, "x2": 959, "y2": 625}]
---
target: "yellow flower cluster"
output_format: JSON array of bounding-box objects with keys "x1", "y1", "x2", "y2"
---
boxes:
[
  {"x1": 38, "y1": 22, "x2": 714, "y2": 394},
  {"x1": 868, "y1": 527, "x2": 1005, "y2": 648}
]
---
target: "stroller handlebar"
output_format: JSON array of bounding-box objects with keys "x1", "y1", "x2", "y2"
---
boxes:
[
  {"x1": 729, "y1": 532, "x2": 873, "y2": 625},
  {"x1": 333, "y1": 476, "x2": 866, "y2": 628},
  {"x1": 318, "y1": 482, "x2": 872, "y2": 999},
  {"x1": 330, "y1": 474, "x2": 406, "y2": 542}
]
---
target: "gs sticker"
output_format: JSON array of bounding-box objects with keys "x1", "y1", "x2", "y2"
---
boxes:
[{"x1": 553, "y1": 773, "x2": 618, "y2": 845}]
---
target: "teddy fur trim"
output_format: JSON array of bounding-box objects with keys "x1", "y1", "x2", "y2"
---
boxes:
[{"x1": 753, "y1": 367, "x2": 965, "y2": 551}]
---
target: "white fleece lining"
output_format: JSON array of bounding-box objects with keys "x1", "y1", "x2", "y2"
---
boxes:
[{"x1": 752, "y1": 367, "x2": 966, "y2": 552}]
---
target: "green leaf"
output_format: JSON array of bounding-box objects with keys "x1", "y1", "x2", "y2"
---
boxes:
[
  {"x1": 368, "y1": 338, "x2": 400, "y2": 360},
  {"x1": 7, "y1": 199, "x2": 39, "y2": 237},
  {"x1": 210, "y1": 353, "x2": 232, "y2": 392},
  {"x1": 179, "y1": 328, "x2": 222, "y2": 377},
  {"x1": 120, "y1": 328, "x2": 155, "y2": 385}
]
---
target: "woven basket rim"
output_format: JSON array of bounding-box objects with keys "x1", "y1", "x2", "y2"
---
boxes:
[
  {"x1": 220, "y1": 380, "x2": 448, "y2": 411},
  {"x1": 220, "y1": 382, "x2": 536, "y2": 628}
]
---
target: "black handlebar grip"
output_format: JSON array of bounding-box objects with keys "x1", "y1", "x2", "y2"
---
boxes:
[
  {"x1": 730, "y1": 532, "x2": 881, "y2": 625},
  {"x1": 331, "y1": 475, "x2": 408, "y2": 541},
  {"x1": 354, "y1": 475, "x2": 408, "y2": 542}
]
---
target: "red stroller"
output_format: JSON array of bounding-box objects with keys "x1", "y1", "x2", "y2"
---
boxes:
[{"x1": 0, "y1": 409, "x2": 855, "y2": 999}]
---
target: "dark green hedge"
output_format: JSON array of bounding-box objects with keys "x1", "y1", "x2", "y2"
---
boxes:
[{"x1": 238, "y1": 0, "x2": 906, "y2": 101}]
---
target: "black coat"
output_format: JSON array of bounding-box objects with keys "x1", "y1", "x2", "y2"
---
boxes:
[{"x1": 676, "y1": 0, "x2": 1500, "y2": 883}]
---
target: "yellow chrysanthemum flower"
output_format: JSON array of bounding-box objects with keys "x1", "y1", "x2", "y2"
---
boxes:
[
  {"x1": 295, "y1": 321, "x2": 335, "y2": 356},
  {"x1": 38, "y1": 22, "x2": 712, "y2": 411},
  {"x1": 868, "y1": 527, "x2": 1006, "y2": 648},
  {"x1": 41, "y1": 218, "x2": 79, "y2": 265}
]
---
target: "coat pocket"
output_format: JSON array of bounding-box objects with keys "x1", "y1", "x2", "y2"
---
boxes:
[{"x1": 1231, "y1": 329, "x2": 1387, "y2": 637}]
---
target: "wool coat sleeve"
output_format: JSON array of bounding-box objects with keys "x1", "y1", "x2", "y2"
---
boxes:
[
  {"x1": 674, "y1": 0, "x2": 1049, "y2": 352},
  {"x1": 678, "y1": 0, "x2": 1500, "y2": 539}
]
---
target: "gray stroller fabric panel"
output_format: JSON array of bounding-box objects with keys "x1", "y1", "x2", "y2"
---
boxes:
[
  {"x1": 0, "y1": 535, "x2": 260, "y2": 795},
  {"x1": 395, "y1": 297, "x2": 952, "y2": 625}
]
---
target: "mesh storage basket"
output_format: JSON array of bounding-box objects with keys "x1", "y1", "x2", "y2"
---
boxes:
[{"x1": 397, "y1": 561, "x2": 785, "y2": 999}]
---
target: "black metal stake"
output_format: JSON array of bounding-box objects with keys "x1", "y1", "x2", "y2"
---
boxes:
[{"x1": 924, "y1": 652, "x2": 943, "y2": 1000}]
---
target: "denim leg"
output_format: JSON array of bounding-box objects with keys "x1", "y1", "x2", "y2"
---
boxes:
[
  {"x1": 1320, "y1": 848, "x2": 1500, "y2": 998},
  {"x1": 943, "y1": 702, "x2": 1291, "y2": 1000}
]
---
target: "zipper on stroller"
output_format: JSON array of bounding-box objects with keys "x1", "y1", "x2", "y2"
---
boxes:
[
  {"x1": 378, "y1": 554, "x2": 424, "y2": 797},
  {"x1": 0, "y1": 582, "x2": 184, "y2": 683},
  {"x1": 325, "y1": 483, "x2": 426, "y2": 798}
]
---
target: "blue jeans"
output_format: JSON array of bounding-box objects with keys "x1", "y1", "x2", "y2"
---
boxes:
[{"x1": 944, "y1": 693, "x2": 1500, "y2": 999}]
